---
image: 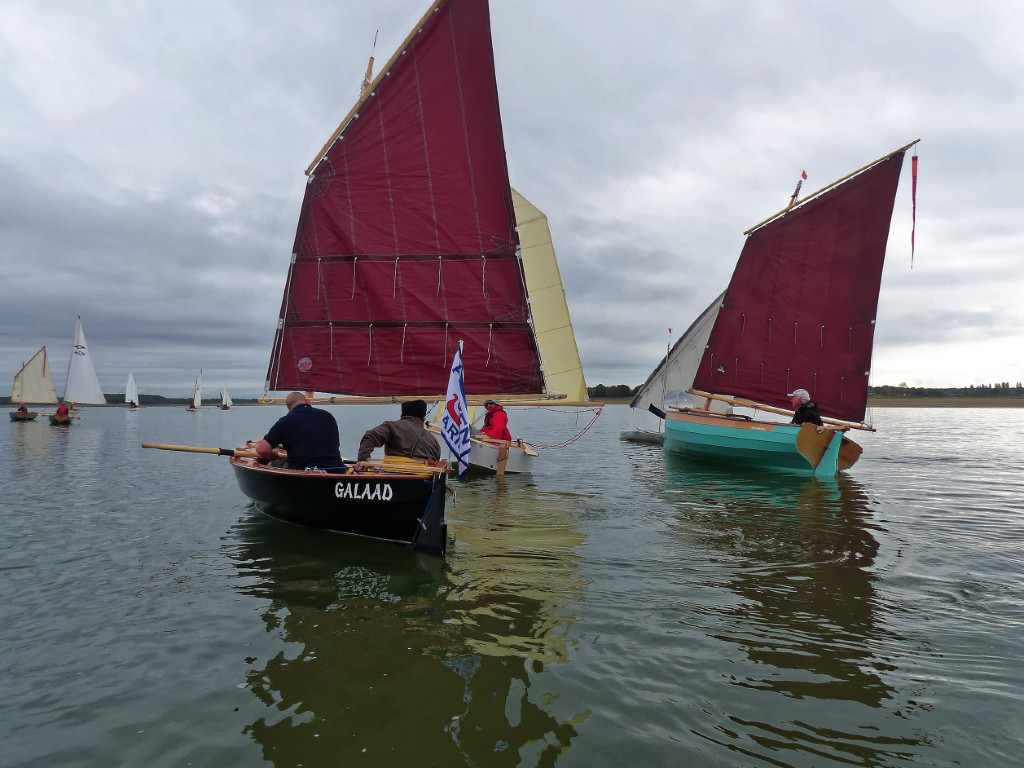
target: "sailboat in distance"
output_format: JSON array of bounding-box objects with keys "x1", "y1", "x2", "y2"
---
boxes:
[
  {"x1": 186, "y1": 370, "x2": 202, "y2": 411},
  {"x1": 53, "y1": 317, "x2": 106, "y2": 424},
  {"x1": 220, "y1": 386, "x2": 232, "y2": 410},
  {"x1": 10, "y1": 347, "x2": 58, "y2": 421},
  {"x1": 645, "y1": 141, "x2": 919, "y2": 476},
  {"x1": 125, "y1": 373, "x2": 140, "y2": 409}
]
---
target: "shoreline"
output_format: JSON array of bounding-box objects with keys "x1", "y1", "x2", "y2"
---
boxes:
[{"x1": 593, "y1": 396, "x2": 1024, "y2": 408}]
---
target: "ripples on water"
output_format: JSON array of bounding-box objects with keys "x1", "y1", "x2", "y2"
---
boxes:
[{"x1": 2, "y1": 405, "x2": 1024, "y2": 766}]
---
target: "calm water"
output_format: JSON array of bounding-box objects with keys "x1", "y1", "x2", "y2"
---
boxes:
[{"x1": 2, "y1": 404, "x2": 1023, "y2": 767}]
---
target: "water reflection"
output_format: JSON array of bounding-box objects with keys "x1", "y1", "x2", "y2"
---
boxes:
[
  {"x1": 227, "y1": 477, "x2": 590, "y2": 767},
  {"x1": 660, "y1": 455, "x2": 928, "y2": 765}
]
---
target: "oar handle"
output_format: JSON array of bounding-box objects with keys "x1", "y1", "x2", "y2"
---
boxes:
[{"x1": 141, "y1": 442, "x2": 258, "y2": 458}]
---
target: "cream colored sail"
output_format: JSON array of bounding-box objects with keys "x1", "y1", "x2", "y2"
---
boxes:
[
  {"x1": 12, "y1": 347, "x2": 58, "y2": 404},
  {"x1": 512, "y1": 188, "x2": 587, "y2": 401},
  {"x1": 64, "y1": 318, "x2": 106, "y2": 404}
]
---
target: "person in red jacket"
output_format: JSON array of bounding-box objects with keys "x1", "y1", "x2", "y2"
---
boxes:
[{"x1": 480, "y1": 400, "x2": 512, "y2": 441}]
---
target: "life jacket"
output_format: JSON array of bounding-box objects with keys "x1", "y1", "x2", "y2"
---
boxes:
[{"x1": 481, "y1": 405, "x2": 512, "y2": 441}]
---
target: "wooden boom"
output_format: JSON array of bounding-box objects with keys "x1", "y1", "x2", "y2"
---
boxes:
[{"x1": 684, "y1": 390, "x2": 876, "y2": 432}]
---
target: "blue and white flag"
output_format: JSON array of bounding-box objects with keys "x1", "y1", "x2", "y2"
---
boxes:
[{"x1": 440, "y1": 344, "x2": 471, "y2": 477}]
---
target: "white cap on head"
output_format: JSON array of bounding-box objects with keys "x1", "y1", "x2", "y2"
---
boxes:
[{"x1": 787, "y1": 388, "x2": 811, "y2": 403}]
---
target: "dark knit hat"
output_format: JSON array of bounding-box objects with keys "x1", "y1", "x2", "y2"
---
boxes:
[{"x1": 402, "y1": 399, "x2": 428, "y2": 419}]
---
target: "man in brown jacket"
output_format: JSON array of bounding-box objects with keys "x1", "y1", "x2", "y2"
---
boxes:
[{"x1": 357, "y1": 399, "x2": 441, "y2": 462}]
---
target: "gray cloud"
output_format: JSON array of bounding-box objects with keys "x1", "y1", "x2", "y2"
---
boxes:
[{"x1": 3, "y1": 0, "x2": 1023, "y2": 396}]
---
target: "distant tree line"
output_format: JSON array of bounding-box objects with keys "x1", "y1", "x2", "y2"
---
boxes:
[
  {"x1": 869, "y1": 383, "x2": 1024, "y2": 397},
  {"x1": 587, "y1": 384, "x2": 639, "y2": 399},
  {"x1": 581, "y1": 383, "x2": 1024, "y2": 401}
]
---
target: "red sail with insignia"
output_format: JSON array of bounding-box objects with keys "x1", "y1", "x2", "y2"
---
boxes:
[
  {"x1": 692, "y1": 150, "x2": 907, "y2": 423},
  {"x1": 267, "y1": 0, "x2": 544, "y2": 396}
]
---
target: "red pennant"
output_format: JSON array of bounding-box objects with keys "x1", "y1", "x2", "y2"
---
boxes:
[{"x1": 911, "y1": 154, "x2": 918, "y2": 267}]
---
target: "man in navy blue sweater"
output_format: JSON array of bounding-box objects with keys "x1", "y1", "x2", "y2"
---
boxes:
[{"x1": 256, "y1": 392, "x2": 341, "y2": 469}]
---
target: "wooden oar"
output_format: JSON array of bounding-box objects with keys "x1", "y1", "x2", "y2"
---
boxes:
[{"x1": 142, "y1": 442, "x2": 258, "y2": 458}]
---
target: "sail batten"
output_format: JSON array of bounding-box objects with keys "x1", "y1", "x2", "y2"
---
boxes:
[
  {"x1": 692, "y1": 151, "x2": 907, "y2": 423},
  {"x1": 269, "y1": 0, "x2": 545, "y2": 397}
]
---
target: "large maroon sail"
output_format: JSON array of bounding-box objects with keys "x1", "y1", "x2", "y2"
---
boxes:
[
  {"x1": 692, "y1": 151, "x2": 906, "y2": 423},
  {"x1": 267, "y1": 0, "x2": 544, "y2": 396}
]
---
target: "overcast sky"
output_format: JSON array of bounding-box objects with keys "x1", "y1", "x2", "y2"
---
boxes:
[{"x1": 3, "y1": 0, "x2": 1023, "y2": 398}]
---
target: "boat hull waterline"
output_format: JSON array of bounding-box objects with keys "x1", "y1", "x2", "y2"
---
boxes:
[
  {"x1": 467, "y1": 438, "x2": 537, "y2": 474},
  {"x1": 664, "y1": 412, "x2": 861, "y2": 477},
  {"x1": 229, "y1": 457, "x2": 448, "y2": 555}
]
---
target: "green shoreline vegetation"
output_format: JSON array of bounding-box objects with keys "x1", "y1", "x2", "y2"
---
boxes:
[{"x1": 587, "y1": 382, "x2": 1024, "y2": 407}]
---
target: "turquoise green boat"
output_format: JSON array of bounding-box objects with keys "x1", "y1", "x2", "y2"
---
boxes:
[
  {"x1": 664, "y1": 410, "x2": 859, "y2": 477},
  {"x1": 629, "y1": 142, "x2": 919, "y2": 476}
]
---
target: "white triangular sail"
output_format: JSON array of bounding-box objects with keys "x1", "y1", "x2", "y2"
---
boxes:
[
  {"x1": 12, "y1": 347, "x2": 58, "y2": 404},
  {"x1": 125, "y1": 373, "x2": 139, "y2": 406},
  {"x1": 512, "y1": 188, "x2": 588, "y2": 401},
  {"x1": 191, "y1": 370, "x2": 202, "y2": 409},
  {"x1": 64, "y1": 318, "x2": 106, "y2": 404},
  {"x1": 220, "y1": 387, "x2": 232, "y2": 408},
  {"x1": 631, "y1": 291, "x2": 725, "y2": 414}
]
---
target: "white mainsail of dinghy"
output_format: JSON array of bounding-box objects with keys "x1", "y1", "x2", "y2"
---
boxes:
[
  {"x1": 624, "y1": 291, "x2": 728, "y2": 443},
  {"x1": 125, "y1": 373, "x2": 139, "y2": 408},
  {"x1": 220, "y1": 387, "x2": 233, "y2": 410},
  {"x1": 64, "y1": 317, "x2": 106, "y2": 405},
  {"x1": 13, "y1": 347, "x2": 59, "y2": 405},
  {"x1": 187, "y1": 370, "x2": 202, "y2": 410}
]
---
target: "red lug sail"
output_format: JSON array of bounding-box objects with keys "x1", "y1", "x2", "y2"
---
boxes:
[
  {"x1": 268, "y1": 0, "x2": 544, "y2": 396},
  {"x1": 692, "y1": 151, "x2": 907, "y2": 423}
]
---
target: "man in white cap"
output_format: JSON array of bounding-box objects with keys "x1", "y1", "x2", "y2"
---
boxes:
[{"x1": 787, "y1": 388, "x2": 823, "y2": 426}]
